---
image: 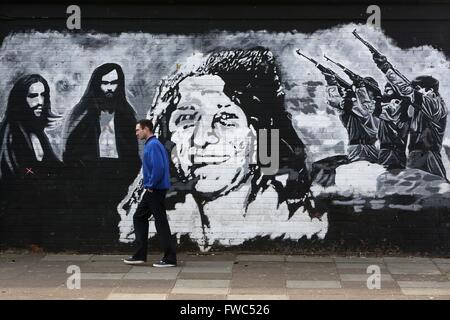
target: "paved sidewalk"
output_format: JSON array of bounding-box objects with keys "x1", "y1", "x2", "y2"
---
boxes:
[{"x1": 1, "y1": 253, "x2": 450, "y2": 300}]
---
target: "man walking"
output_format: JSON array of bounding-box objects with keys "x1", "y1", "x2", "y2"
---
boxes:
[{"x1": 124, "y1": 119, "x2": 177, "y2": 267}]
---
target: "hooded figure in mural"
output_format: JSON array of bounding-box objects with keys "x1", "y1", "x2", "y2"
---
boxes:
[
  {"x1": 61, "y1": 63, "x2": 141, "y2": 248},
  {"x1": 118, "y1": 47, "x2": 328, "y2": 250},
  {"x1": 0, "y1": 74, "x2": 62, "y2": 246}
]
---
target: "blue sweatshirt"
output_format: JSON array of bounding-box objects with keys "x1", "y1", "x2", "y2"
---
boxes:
[{"x1": 142, "y1": 136, "x2": 171, "y2": 190}]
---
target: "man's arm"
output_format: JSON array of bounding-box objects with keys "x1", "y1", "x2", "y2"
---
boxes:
[
  {"x1": 146, "y1": 143, "x2": 165, "y2": 190},
  {"x1": 411, "y1": 90, "x2": 447, "y2": 123},
  {"x1": 324, "y1": 72, "x2": 345, "y2": 111},
  {"x1": 354, "y1": 85, "x2": 374, "y2": 119},
  {"x1": 373, "y1": 54, "x2": 413, "y2": 98}
]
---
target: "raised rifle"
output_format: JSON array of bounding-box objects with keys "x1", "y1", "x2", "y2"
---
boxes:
[
  {"x1": 296, "y1": 50, "x2": 352, "y2": 90},
  {"x1": 352, "y1": 29, "x2": 411, "y2": 85},
  {"x1": 323, "y1": 54, "x2": 381, "y2": 96}
]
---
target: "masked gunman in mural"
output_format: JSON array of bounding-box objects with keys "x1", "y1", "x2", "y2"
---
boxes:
[
  {"x1": 297, "y1": 51, "x2": 380, "y2": 187},
  {"x1": 325, "y1": 75, "x2": 379, "y2": 163},
  {"x1": 372, "y1": 55, "x2": 448, "y2": 179},
  {"x1": 118, "y1": 47, "x2": 328, "y2": 250},
  {"x1": 372, "y1": 83, "x2": 411, "y2": 169},
  {"x1": 62, "y1": 63, "x2": 141, "y2": 247},
  {"x1": 0, "y1": 74, "x2": 62, "y2": 246}
]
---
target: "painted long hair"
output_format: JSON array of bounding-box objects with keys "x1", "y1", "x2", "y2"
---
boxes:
[
  {"x1": 149, "y1": 47, "x2": 314, "y2": 219},
  {"x1": 0, "y1": 74, "x2": 60, "y2": 180}
]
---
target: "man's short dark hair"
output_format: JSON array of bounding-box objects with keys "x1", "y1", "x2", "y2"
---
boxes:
[{"x1": 137, "y1": 119, "x2": 153, "y2": 132}]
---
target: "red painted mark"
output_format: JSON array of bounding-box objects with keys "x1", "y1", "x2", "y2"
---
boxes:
[{"x1": 25, "y1": 168, "x2": 34, "y2": 175}]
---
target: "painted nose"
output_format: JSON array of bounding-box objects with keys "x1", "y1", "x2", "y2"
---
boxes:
[
  {"x1": 193, "y1": 123, "x2": 219, "y2": 147},
  {"x1": 37, "y1": 95, "x2": 44, "y2": 106}
]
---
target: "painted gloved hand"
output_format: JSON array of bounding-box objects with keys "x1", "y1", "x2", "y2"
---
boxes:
[{"x1": 373, "y1": 54, "x2": 392, "y2": 73}]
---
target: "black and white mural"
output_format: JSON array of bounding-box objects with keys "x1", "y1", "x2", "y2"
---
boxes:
[{"x1": 0, "y1": 23, "x2": 449, "y2": 252}]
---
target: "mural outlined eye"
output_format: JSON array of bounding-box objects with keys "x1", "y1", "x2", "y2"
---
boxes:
[
  {"x1": 214, "y1": 111, "x2": 238, "y2": 127},
  {"x1": 174, "y1": 111, "x2": 198, "y2": 128}
]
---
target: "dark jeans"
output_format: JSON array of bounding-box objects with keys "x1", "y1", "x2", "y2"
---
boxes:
[{"x1": 133, "y1": 189, "x2": 177, "y2": 263}]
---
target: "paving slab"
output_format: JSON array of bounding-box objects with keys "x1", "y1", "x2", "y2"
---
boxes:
[
  {"x1": 90, "y1": 255, "x2": 130, "y2": 261},
  {"x1": 336, "y1": 263, "x2": 388, "y2": 270},
  {"x1": 230, "y1": 278, "x2": 286, "y2": 288},
  {"x1": 286, "y1": 256, "x2": 333, "y2": 263},
  {"x1": 171, "y1": 287, "x2": 229, "y2": 295},
  {"x1": 80, "y1": 273, "x2": 125, "y2": 280},
  {"x1": 51, "y1": 287, "x2": 113, "y2": 300},
  {"x1": 289, "y1": 294, "x2": 346, "y2": 300},
  {"x1": 178, "y1": 254, "x2": 236, "y2": 262},
  {"x1": 397, "y1": 281, "x2": 450, "y2": 289},
  {"x1": 128, "y1": 266, "x2": 181, "y2": 273},
  {"x1": 178, "y1": 273, "x2": 232, "y2": 280},
  {"x1": 384, "y1": 257, "x2": 432, "y2": 263},
  {"x1": 387, "y1": 263, "x2": 441, "y2": 275},
  {"x1": 391, "y1": 274, "x2": 449, "y2": 282},
  {"x1": 42, "y1": 254, "x2": 93, "y2": 262},
  {"x1": 401, "y1": 288, "x2": 450, "y2": 296},
  {"x1": 283, "y1": 273, "x2": 340, "y2": 281},
  {"x1": 229, "y1": 287, "x2": 287, "y2": 295},
  {"x1": 106, "y1": 293, "x2": 167, "y2": 300},
  {"x1": 167, "y1": 294, "x2": 227, "y2": 300},
  {"x1": 334, "y1": 257, "x2": 385, "y2": 264},
  {"x1": 174, "y1": 279, "x2": 230, "y2": 288},
  {"x1": 286, "y1": 288, "x2": 345, "y2": 296},
  {"x1": 112, "y1": 280, "x2": 175, "y2": 294},
  {"x1": 172, "y1": 279, "x2": 230, "y2": 295},
  {"x1": 286, "y1": 280, "x2": 342, "y2": 289},
  {"x1": 435, "y1": 264, "x2": 450, "y2": 273},
  {"x1": 236, "y1": 255, "x2": 285, "y2": 262},
  {"x1": 339, "y1": 274, "x2": 394, "y2": 282},
  {"x1": 227, "y1": 294, "x2": 288, "y2": 300},
  {"x1": 182, "y1": 266, "x2": 233, "y2": 273},
  {"x1": 123, "y1": 273, "x2": 177, "y2": 280},
  {"x1": 432, "y1": 258, "x2": 450, "y2": 264},
  {"x1": 184, "y1": 261, "x2": 235, "y2": 267}
]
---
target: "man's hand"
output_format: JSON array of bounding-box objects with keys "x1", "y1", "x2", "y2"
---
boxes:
[
  {"x1": 353, "y1": 76, "x2": 365, "y2": 88},
  {"x1": 372, "y1": 54, "x2": 391, "y2": 73},
  {"x1": 340, "y1": 94, "x2": 354, "y2": 111},
  {"x1": 323, "y1": 72, "x2": 337, "y2": 86}
]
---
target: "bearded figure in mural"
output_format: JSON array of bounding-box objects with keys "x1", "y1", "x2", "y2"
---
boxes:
[
  {"x1": 61, "y1": 63, "x2": 141, "y2": 246},
  {"x1": 118, "y1": 47, "x2": 328, "y2": 250},
  {"x1": 0, "y1": 74, "x2": 62, "y2": 246},
  {"x1": 0, "y1": 74, "x2": 61, "y2": 182},
  {"x1": 63, "y1": 63, "x2": 140, "y2": 173}
]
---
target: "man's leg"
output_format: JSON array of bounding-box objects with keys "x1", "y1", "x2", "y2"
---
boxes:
[
  {"x1": 132, "y1": 192, "x2": 151, "y2": 260},
  {"x1": 150, "y1": 190, "x2": 177, "y2": 263}
]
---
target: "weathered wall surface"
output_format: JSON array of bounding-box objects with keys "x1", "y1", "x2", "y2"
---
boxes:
[{"x1": 0, "y1": 4, "x2": 449, "y2": 254}]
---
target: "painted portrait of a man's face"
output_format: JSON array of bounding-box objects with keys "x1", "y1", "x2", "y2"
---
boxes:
[
  {"x1": 100, "y1": 69, "x2": 119, "y2": 98},
  {"x1": 168, "y1": 75, "x2": 257, "y2": 195},
  {"x1": 26, "y1": 81, "x2": 45, "y2": 118}
]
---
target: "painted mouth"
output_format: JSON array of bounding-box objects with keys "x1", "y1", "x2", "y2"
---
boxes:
[{"x1": 192, "y1": 155, "x2": 231, "y2": 164}]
